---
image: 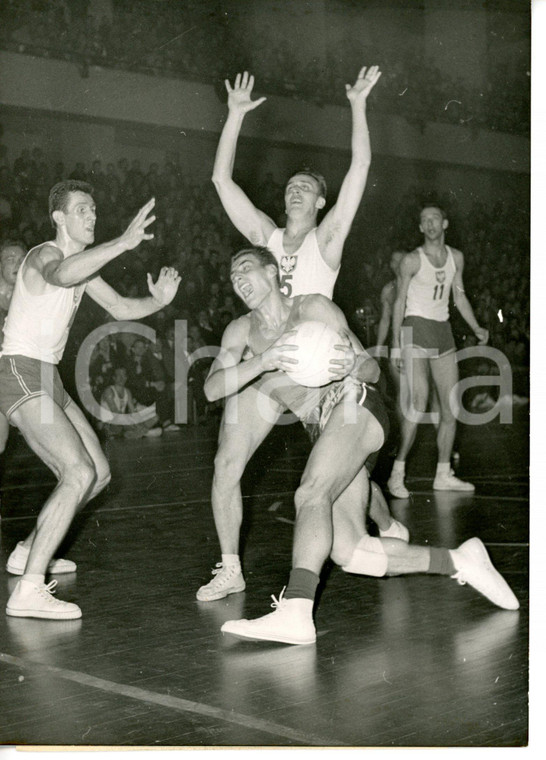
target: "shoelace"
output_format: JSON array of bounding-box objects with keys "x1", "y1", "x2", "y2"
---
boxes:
[
  {"x1": 40, "y1": 580, "x2": 59, "y2": 598},
  {"x1": 270, "y1": 587, "x2": 287, "y2": 610},
  {"x1": 451, "y1": 570, "x2": 466, "y2": 586}
]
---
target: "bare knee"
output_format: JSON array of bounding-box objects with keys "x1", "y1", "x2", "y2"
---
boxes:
[
  {"x1": 61, "y1": 455, "x2": 97, "y2": 497},
  {"x1": 94, "y1": 465, "x2": 111, "y2": 494},
  {"x1": 213, "y1": 444, "x2": 249, "y2": 487},
  {"x1": 294, "y1": 479, "x2": 333, "y2": 519}
]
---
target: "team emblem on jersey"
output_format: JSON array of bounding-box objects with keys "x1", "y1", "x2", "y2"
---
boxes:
[
  {"x1": 435, "y1": 271, "x2": 446, "y2": 284},
  {"x1": 280, "y1": 255, "x2": 297, "y2": 273}
]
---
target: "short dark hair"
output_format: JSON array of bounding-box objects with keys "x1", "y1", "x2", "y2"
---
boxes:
[
  {"x1": 419, "y1": 203, "x2": 448, "y2": 221},
  {"x1": 287, "y1": 167, "x2": 327, "y2": 199},
  {"x1": 48, "y1": 180, "x2": 94, "y2": 227},
  {"x1": 0, "y1": 239, "x2": 26, "y2": 261},
  {"x1": 231, "y1": 246, "x2": 280, "y2": 283}
]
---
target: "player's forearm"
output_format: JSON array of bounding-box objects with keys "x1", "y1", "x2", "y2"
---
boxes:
[
  {"x1": 454, "y1": 295, "x2": 481, "y2": 334},
  {"x1": 204, "y1": 355, "x2": 263, "y2": 402},
  {"x1": 350, "y1": 100, "x2": 372, "y2": 169},
  {"x1": 51, "y1": 238, "x2": 128, "y2": 287},
  {"x1": 109, "y1": 295, "x2": 167, "y2": 321},
  {"x1": 391, "y1": 299, "x2": 405, "y2": 348},
  {"x1": 212, "y1": 110, "x2": 245, "y2": 184}
]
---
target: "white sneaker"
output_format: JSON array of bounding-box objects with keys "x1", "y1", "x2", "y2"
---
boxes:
[
  {"x1": 6, "y1": 579, "x2": 82, "y2": 620},
  {"x1": 196, "y1": 562, "x2": 246, "y2": 601},
  {"x1": 145, "y1": 427, "x2": 163, "y2": 438},
  {"x1": 450, "y1": 538, "x2": 519, "y2": 610},
  {"x1": 433, "y1": 472, "x2": 475, "y2": 491},
  {"x1": 221, "y1": 589, "x2": 316, "y2": 645},
  {"x1": 387, "y1": 471, "x2": 410, "y2": 499},
  {"x1": 6, "y1": 541, "x2": 77, "y2": 576},
  {"x1": 379, "y1": 519, "x2": 409, "y2": 542}
]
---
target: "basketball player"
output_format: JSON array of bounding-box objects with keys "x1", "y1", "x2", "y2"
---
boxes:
[
  {"x1": 0, "y1": 180, "x2": 180, "y2": 619},
  {"x1": 198, "y1": 66, "x2": 382, "y2": 601},
  {"x1": 206, "y1": 247, "x2": 518, "y2": 645},
  {"x1": 0, "y1": 241, "x2": 26, "y2": 459},
  {"x1": 387, "y1": 205, "x2": 489, "y2": 499}
]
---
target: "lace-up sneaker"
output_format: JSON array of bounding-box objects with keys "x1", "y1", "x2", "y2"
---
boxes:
[
  {"x1": 387, "y1": 471, "x2": 410, "y2": 499},
  {"x1": 221, "y1": 589, "x2": 316, "y2": 645},
  {"x1": 6, "y1": 579, "x2": 82, "y2": 620},
  {"x1": 6, "y1": 542, "x2": 77, "y2": 576},
  {"x1": 196, "y1": 562, "x2": 245, "y2": 601},
  {"x1": 450, "y1": 538, "x2": 519, "y2": 610},
  {"x1": 433, "y1": 471, "x2": 475, "y2": 492},
  {"x1": 379, "y1": 519, "x2": 410, "y2": 542}
]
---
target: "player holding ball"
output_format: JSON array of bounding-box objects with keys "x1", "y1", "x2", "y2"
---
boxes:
[{"x1": 204, "y1": 246, "x2": 518, "y2": 645}]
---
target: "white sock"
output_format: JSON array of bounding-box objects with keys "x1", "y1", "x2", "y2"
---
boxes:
[
  {"x1": 436, "y1": 462, "x2": 450, "y2": 475},
  {"x1": 392, "y1": 460, "x2": 405, "y2": 474},
  {"x1": 22, "y1": 573, "x2": 45, "y2": 586},
  {"x1": 221, "y1": 554, "x2": 240, "y2": 569}
]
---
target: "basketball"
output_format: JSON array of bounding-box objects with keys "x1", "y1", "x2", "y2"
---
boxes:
[{"x1": 284, "y1": 320, "x2": 350, "y2": 387}]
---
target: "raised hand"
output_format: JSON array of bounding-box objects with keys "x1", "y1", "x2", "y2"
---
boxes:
[
  {"x1": 225, "y1": 72, "x2": 267, "y2": 115},
  {"x1": 345, "y1": 65, "x2": 382, "y2": 103},
  {"x1": 147, "y1": 266, "x2": 181, "y2": 306},
  {"x1": 120, "y1": 198, "x2": 156, "y2": 251}
]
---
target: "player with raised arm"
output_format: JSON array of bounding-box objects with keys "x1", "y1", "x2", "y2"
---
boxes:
[
  {"x1": 197, "y1": 66, "x2": 384, "y2": 602},
  {"x1": 0, "y1": 180, "x2": 180, "y2": 619}
]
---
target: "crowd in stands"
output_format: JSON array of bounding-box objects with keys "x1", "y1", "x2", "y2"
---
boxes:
[
  {"x1": 0, "y1": 0, "x2": 529, "y2": 137},
  {"x1": 0, "y1": 138, "x2": 529, "y2": 431}
]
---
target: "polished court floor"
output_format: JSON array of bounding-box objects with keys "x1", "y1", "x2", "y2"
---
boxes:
[{"x1": 0, "y1": 406, "x2": 529, "y2": 748}]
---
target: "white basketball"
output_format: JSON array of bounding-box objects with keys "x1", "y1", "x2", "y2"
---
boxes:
[{"x1": 284, "y1": 320, "x2": 350, "y2": 387}]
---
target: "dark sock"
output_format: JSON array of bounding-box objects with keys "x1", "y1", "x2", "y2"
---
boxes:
[
  {"x1": 427, "y1": 547, "x2": 456, "y2": 576},
  {"x1": 284, "y1": 568, "x2": 320, "y2": 601}
]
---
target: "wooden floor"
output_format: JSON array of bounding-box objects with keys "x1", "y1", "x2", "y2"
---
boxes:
[{"x1": 0, "y1": 406, "x2": 529, "y2": 748}]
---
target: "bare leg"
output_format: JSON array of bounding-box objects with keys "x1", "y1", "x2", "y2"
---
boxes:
[
  {"x1": 396, "y1": 354, "x2": 430, "y2": 462},
  {"x1": 10, "y1": 398, "x2": 98, "y2": 575},
  {"x1": 211, "y1": 386, "x2": 281, "y2": 555},
  {"x1": 368, "y1": 481, "x2": 393, "y2": 532},
  {"x1": 293, "y1": 404, "x2": 384, "y2": 573},
  {"x1": 19, "y1": 400, "x2": 111, "y2": 551},
  {"x1": 429, "y1": 352, "x2": 458, "y2": 463}
]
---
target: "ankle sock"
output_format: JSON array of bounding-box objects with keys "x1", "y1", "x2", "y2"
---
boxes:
[
  {"x1": 427, "y1": 548, "x2": 455, "y2": 576},
  {"x1": 392, "y1": 460, "x2": 405, "y2": 474},
  {"x1": 284, "y1": 568, "x2": 320, "y2": 601},
  {"x1": 22, "y1": 573, "x2": 45, "y2": 586},
  {"x1": 436, "y1": 462, "x2": 451, "y2": 476},
  {"x1": 221, "y1": 554, "x2": 240, "y2": 569}
]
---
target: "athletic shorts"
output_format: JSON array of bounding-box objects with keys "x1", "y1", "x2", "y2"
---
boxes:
[
  {"x1": 0, "y1": 354, "x2": 71, "y2": 420},
  {"x1": 401, "y1": 316, "x2": 456, "y2": 358},
  {"x1": 303, "y1": 380, "x2": 389, "y2": 474}
]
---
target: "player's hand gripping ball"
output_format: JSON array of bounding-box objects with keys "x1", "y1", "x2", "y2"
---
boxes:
[{"x1": 283, "y1": 320, "x2": 350, "y2": 387}]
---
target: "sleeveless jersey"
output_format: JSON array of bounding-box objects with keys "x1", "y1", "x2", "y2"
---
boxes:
[
  {"x1": 267, "y1": 227, "x2": 339, "y2": 299},
  {"x1": 405, "y1": 246, "x2": 456, "y2": 322},
  {"x1": 107, "y1": 386, "x2": 130, "y2": 413},
  {"x1": 0, "y1": 243, "x2": 86, "y2": 364}
]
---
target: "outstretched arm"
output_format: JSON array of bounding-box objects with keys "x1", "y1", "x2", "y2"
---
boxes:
[
  {"x1": 212, "y1": 72, "x2": 276, "y2": 246},
  {"x1": 316, "y1": 66, "x2": 382, "y2": 269},
  {"x1": 30, "y1": 199, "x2": 156, "y2": 289},
  {"x1": 204, "y1": 316, "x2": 299, "y2": 401},
  {"x1": 86, "y1": 267, "x2": 181, "y2": 320},
  {"x1": 451, "y1": 250, "x2": 489, "y2": 344}
]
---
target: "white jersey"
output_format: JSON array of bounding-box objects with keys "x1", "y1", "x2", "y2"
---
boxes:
[
  {"x1": 405, "y1": 246, "x2": 456, "y2": 322},
  {"x1": 0, "y1": 243, "x2": 85, "y2": 364},
  {"x1": 267, "y1": 227, "x2": 339, "y2": 299}
]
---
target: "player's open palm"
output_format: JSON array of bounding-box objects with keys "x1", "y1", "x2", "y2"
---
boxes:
[
  {"x1": 147, "y1": 267, "x2": 181, "y2": 306},
  {"x1": 345, "y1": 65, "x2": 382, "y2": 103},
  {"x1": 120, "y1": 198, "x2": 156, "y2": 251},
  {"x1": 226, "y1": 72, "x2": 266, "y2": 115}
]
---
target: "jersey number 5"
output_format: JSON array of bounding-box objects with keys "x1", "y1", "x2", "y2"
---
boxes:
[{"x1": 280, "y1": 274, "x2": 293, "y2": 297}]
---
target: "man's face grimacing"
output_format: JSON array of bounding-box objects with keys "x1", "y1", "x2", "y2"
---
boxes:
[
  {"x1": 59, "y1": 191, "x2": 97, "y2": 246},
  {"x1": 284, "y1": 174, "x2": 326, "y2": 217},
  {"x1": 0, "y1": 245, "x2": 25, "y2": 285},
  {"x1": 419, "y1": 207, "x2": 448, "y2": 240},
  {"x1": 230, "y1": 253, "x2": 276, "y2": 308}
]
